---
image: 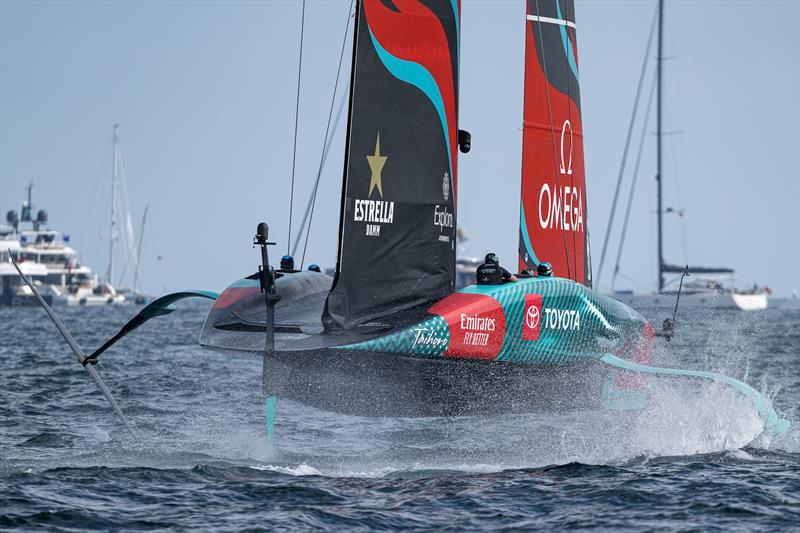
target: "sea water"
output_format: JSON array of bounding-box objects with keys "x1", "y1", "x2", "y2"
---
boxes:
[{"x1": 1, "y1": 302, "x2": 798, "y2": 530}]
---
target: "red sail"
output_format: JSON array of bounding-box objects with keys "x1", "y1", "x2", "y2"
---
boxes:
[{"x1": 518, "y1": 0, "x2": 591, "y2": 287}]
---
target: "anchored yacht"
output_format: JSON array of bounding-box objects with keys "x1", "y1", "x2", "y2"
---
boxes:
[
  {"x1": 0, "y1": 233, "x2": 51, "y2": 306},
  {"x1": 2, "y1": 183, "x2": 125, "y2": 307}
]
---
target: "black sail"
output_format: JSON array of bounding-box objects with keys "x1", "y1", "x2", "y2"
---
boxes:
[{"x1": 324, "y1": 0, "x2": 461, "y2": 330}]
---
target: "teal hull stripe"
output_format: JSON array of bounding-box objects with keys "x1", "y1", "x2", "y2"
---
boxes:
[
  {"x1": 368, "y1": 28, "x2": 453, "y2": 180},
  {"x1": 600, "y1": 353, "x2": 790, "y2": 435},
  {"x1": 555, "y1": 1, "x2": 580, "y2": 81}
]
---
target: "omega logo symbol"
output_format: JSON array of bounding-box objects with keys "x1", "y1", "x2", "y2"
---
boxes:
[
  {"x1": 559, "y1": 120, "x2": 573, "y2": 176},
  {"x1": 526, "y1": 304, "x2": 540, "y2": 330}
]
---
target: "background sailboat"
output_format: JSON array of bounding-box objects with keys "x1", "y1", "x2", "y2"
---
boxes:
[
  {"x1": 594, "y1": 0, "x2": 768, "y2": 312},
  {"x1": 105, "y1": 124, "x2": 151, "y2": 304}
]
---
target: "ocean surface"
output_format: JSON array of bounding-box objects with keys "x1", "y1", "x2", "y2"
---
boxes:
[{"x1": 1, "y1": 300, "x2": 798, "y2": 531}]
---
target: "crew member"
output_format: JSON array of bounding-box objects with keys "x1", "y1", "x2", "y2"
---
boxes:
[
  {"x1": 518, "y1": 268, "x2": 535, "y2": 279},
  {"x1": 476, "y1": 253, "x2": 517, "y2": 285},
  {"x1": 307, "y1": 264, "x2": 321, "y2": 273},
  {"x1": 537, "y1": 262, "x2": 553, "y2": 277},
  {"x1": 280, "y1": 254, "x2": 295, "y2": 271}
]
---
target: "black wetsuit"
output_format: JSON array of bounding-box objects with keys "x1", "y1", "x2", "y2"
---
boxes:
[{"x1": 476, "y1": 263, "x2": 513, "y2": 285}]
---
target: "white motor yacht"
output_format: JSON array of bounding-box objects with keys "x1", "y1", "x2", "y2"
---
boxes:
[
  {"x1": 18, "y1": 229, "x2": 125, "y2": 306},
  {"x1": 1, "y1": 232, "x2": 53, "y2": 307},
  {"x1": 3, "y1": 183, "x2": 126, "y2": 307}
]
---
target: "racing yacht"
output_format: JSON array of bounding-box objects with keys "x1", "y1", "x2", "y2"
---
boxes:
[{"x1": 12, "y1": 0, "x2": 787, "y2": 437}]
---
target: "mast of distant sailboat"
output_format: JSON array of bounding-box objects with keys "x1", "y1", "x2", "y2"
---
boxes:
[
  {"x1": 656, "y1": 0, "x2": 664, "y2": 292},
  {"x1": 132, "y1": 205, "x2": 148, "y2": 297},
  {"x1": 106, "y1": 124, "x2": 120, "y2": 285}
]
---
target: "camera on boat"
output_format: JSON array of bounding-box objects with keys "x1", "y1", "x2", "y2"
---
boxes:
[{"x1": 458, "y1": 129, "x2": 471, "y2": 153}]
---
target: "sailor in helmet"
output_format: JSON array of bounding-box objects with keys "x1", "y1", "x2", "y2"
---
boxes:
[
  {"x1": 536, "y1": 262, "x2": 554, "y2": 277},
  {"x1": 476, "y1": 253, "x2": 518, "y2": 285},
  {"x1": 279, "y1": 254, "x2": 296, "y2": 272}
]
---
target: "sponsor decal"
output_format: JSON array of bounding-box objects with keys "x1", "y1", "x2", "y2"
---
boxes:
[
  {"x1": 537, "y1": 120, "x2": 584, "y2": 233},
  {"x1": 523, "y1": 294, "x2": 581, "y2": 340},
  {"x1": 355, "y1": 200, "x2": 394, "y2": 223},
  {"x1": 411, "y1": 327, "x2": 448, "y2": 350},
  {"x1": 522, "y1": 294, "x2": 543, "y2": 340},
  {"x1": 428, "y1": 292, "x2": 506, "y2": 360},
  {"x1": 434, "y1": 203, "x2": 453, "y2": 243},
  {"x1": 433, "y1": 205, "x2": 453, "y2": 232},
  {"x1": 355, "y1": 132, "x2": 395, "y2": 237},
  {"x1": 543, "y1": 307, "x2": 581, "y2": 331},
  {"x1": 538, "y1": 183, "x2": 584, "y2": 232},
  {"x1": 459, "y1": 313, "x2": 496, "y2": 347}
]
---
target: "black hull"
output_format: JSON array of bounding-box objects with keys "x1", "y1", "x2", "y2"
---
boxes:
[{"x1": 262, "y1": 348, "x2": 608, "y2": 417}]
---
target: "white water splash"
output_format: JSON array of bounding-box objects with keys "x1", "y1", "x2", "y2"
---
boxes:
[{"x1": 251, "y1": 463, "x2": 323, "y2": 476}]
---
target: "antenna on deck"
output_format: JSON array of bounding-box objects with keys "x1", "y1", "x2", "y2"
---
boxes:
[
  {"x1": 254, "y1": 223, "x2": 281, "y2": 392},
  {"x1": 655, "y1": 265, "x2": 689, "y2": 341},
  {"x1": 255, "y1": 222, "x2": 281, "y2": 441}
]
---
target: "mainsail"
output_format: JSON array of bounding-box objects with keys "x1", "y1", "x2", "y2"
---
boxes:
[
  {"x1": 324, "y1": 0, "x2": 461, "y2": 329},
  {"x1": 518, "y1": 0, "x2": 591, "y2": 287}
]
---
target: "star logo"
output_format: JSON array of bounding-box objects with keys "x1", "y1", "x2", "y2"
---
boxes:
[{"x1": 366, "y1": 133, "x2": 387, "y2": 198}]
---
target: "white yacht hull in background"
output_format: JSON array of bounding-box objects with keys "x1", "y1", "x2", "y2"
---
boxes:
[
  {"x1": 612, "y1": 291, "x2": 768, "y2": 312},
  {"x1": 49, "y1": 285, "x2": 126, "y2": 306},
  {"x1": 59, "y1": 294, "x2": 126, "y2": 306},
  {"x1": 730, "y1": 293, "x2": 769, "y2": 311}
]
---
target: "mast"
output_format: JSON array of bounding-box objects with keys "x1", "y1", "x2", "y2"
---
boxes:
[
  {"x1": 333, "y1": 0, "x2": 360, "y2": 278},
  {"x1": 24, "y1": 180, "x2": 35, "y2": 229},
  {"x1": 107, "y1": 124, "x2": 119, "y2": 284},
  {"x1": 132, "y1": 205, "x2": 148, "y2": 295},
  {"x1": 656, "y1": 0, "x2": 664, "y2": 292}
]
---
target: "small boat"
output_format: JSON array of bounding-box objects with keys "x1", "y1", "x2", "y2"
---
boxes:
[{"x1": 12, "y1": 0, "x2": 787, "y2": 437}]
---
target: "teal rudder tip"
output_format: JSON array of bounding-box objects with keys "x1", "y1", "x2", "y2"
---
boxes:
[
  {"x1": 265, "y1": 395, "x2": 278, "y2": 442},
  {"x1": 766, "y1": 413, "x2": 791, "y2": 436}
]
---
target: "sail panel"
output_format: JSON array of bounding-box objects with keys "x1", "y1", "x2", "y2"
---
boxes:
[
  {"x1": 325, "y1": 0, "x2": 461, "y2": 329},
  {"x1": 518, "y1": 0, "x2": 591, "y2": 286}
]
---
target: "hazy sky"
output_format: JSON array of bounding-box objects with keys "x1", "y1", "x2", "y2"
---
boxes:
[{"x1": 1, "y1": 0, "x2": 798, "y2": 296}]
